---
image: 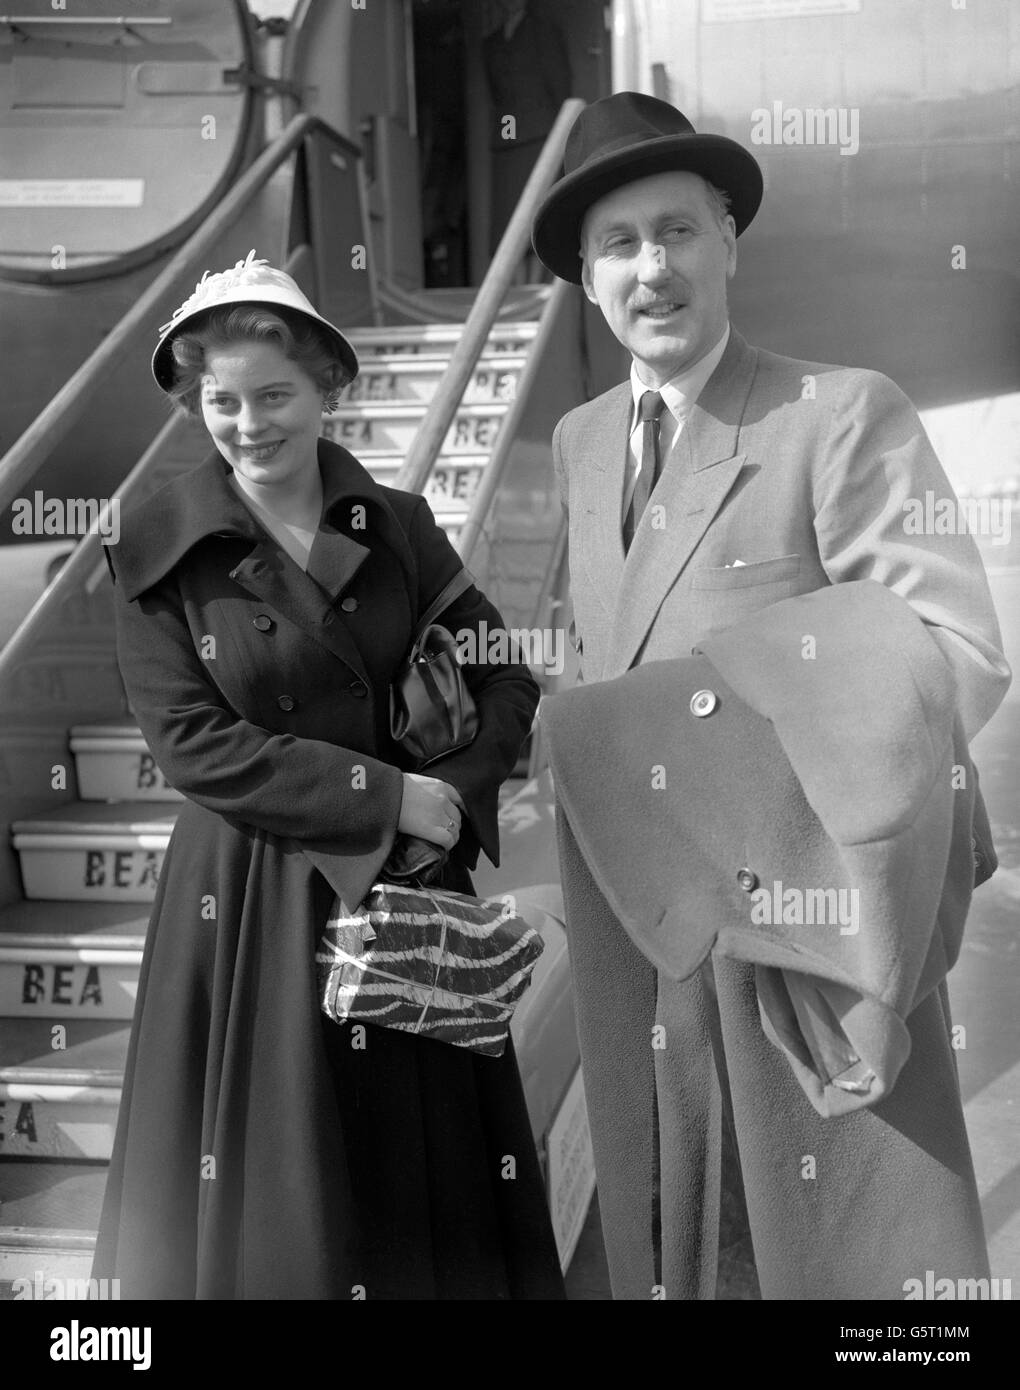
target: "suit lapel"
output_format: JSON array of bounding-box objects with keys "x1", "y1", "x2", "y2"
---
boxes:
[
  {"x1": 585, "y1": 384, "x2": 633, "y2": 622},
  {"x1": 604, "y1": 331, "x2": 758, "y2": 679}
]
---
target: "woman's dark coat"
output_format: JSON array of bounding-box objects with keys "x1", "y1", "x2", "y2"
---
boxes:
[{"x1": 91, "y1": 438, "x2": 563, "y2": 1300}]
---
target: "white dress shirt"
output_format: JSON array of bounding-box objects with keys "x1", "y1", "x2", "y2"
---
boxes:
[{"x1": 622, "y1": 323, "x2": 731, "y2": 520}]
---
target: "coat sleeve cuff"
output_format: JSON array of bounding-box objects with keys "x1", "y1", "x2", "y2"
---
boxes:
[{"x1": 293, "y1": 761, "x2": 403, "y2": 909}]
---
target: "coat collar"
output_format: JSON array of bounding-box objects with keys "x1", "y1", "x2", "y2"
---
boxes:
[{"x1": 113, "y1": 437, "x2": 417, "y2": 606}]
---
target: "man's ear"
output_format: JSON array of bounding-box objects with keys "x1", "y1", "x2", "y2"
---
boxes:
[
  {"x1": 722, "y1": 215, "x2": 738, "y2": 279},
  {"x1": 580, "y1": 252, "x2": 598, "y2": 305}
]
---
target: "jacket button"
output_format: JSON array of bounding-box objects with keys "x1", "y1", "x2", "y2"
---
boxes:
[
  {"x1": 690, "y1": 689, "x2": 718, "y2": 717},
  {"x1": 253, "y1": 615, "x2": 273, "y2": 632},
  {"x1": 341, "y1": 596, "x2": 358, "y2": 613},
  {"x1": 736, "y1": 868, "x2": 758, "y2": 893},
  {"x1": 349, "y1": 681, "x2": 368, "y2": 698},
  {"x1": 276, "y1": 695, "x2": 296, "y2": 712}
]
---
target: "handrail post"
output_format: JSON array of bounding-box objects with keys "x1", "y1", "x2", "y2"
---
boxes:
[
  {"x1": 456, "y1": 275, "x2": 574, "y2": 568},
  {"x1": 394, "y1": 97, "x2": 584, "y2": 494}
]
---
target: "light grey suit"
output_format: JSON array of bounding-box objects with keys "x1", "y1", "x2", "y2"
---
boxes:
[
  {"x1": 548, "y1": 326, "x2": 1010, "y2": 1297},
  {"x1": 552, "y1": 328, "x2": 1009, "y2": 738}
]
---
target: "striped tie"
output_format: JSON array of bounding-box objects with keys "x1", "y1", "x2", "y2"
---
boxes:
[{"x1": 624, "y1": 390, "x2": 667, "y2": 552}]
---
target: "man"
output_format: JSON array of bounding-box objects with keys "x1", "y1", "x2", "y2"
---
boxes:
[{"x1": 531, "y1": 92, "x2": 1010, "y2": 1298}]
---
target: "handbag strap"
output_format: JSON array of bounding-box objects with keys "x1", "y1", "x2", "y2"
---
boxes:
[{"x1": 412, "y1": 568, "x2": 474, "y2": 643}]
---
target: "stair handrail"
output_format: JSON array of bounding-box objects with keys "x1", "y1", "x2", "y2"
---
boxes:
[
  {"x1": 395, "y1": 97, "x2": 584, "y2": 495},
  {"x1": 0, "y1": 111, "x2": 325, "y2": 517},
  {"x1": 455, "y1": 275, "x2": 574, "y2": 569}
]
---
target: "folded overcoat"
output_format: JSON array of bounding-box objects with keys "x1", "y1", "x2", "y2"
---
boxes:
[
  {"x1": 543, "y1": 583, "x2": 994, "y2": 1301},
  {"x1": 91, "y1": 439, "x2": 564, "y2": 1300}
]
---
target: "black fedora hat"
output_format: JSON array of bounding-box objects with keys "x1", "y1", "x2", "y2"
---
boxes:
[{"x1": 532, "y1": 92, "x2": 763, "y2": 284}]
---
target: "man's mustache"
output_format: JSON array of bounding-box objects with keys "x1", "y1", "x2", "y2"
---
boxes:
[{"x1": 630, "y1": 288, "x2": 691, "y2": 311}]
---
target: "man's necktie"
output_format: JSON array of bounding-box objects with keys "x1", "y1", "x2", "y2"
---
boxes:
[{"x1": 623, "y1": 389, "x2": 667, "y2": 553}]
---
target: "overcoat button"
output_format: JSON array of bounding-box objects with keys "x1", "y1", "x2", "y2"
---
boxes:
[
  {"x1": 253, "y1": 615, "x2": 273, "y2": 631},
  {"x1": 349, "y1": 681, "x2": 368, "y2": 698},
  {"x1": 736, "y1": 868, "x2": 758, "y2": 893},
  {"x1": 341, "y1": 596, "x2": 358, "y2": 612},
  {"x1": 276, "y1": 695, "x2": 296, "y2": 712},
  {"x1": 690, "y1": 689, "x2": 718, "y2": 717}
]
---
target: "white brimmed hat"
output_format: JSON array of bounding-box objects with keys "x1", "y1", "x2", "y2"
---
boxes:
[{"x1": 151, "y1": 250, "x2": 359, "y2": 391}]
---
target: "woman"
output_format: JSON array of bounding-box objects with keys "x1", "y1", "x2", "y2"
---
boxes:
[{"x1": 92, "y1": 252, "x2": 565, "y2": 1300}]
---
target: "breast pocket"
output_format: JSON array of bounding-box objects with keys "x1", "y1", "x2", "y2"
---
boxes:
[
  {"x1": 687, "y1": 555, "x2": 808, "y2": 637},
  {"x1": 691, "y1": 555, "x2": 802, "y2": 590}
]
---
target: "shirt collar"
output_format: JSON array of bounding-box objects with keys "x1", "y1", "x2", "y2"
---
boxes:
[{"x1": 629, "y1": 323, "x2": 731, "y2": 430}]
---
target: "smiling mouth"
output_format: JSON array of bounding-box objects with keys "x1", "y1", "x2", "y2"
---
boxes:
[
  {"x1": 636, "y1": 302, "x2": 686, "y2": 319},
  {"x1": 238, "y1": 441, "x2": 285, "y2": 461}
]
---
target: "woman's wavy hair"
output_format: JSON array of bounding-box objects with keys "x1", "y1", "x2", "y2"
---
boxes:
[{"x1": 165, "y1": 304, "x2": 349, "y2": 418}]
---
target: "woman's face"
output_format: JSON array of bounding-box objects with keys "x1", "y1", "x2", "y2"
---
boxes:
[{"x1": 199, "y1": 338, "x2": 326, "y2": 493}]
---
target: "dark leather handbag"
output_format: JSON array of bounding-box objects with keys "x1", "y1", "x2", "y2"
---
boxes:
[{"x1": 390, "y1": 567, "x2": 479, "y2": 768}]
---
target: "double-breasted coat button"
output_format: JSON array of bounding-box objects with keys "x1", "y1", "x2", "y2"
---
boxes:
[
  {"x1": 276, "y1": 695, "x2": 296, "y2": 712},
  {"x1": 340, "y1": 596, "x2": 358, "y2": 613},
  {"x1": 690, "y1": 689, "x2": 718, "y2": 717},
  {"x1": 349, "y1": 681, "x2": 368, "y2": 698},
  {"x1": 253, "y1": 615, "x2": 273, "y2": 632},
  {"x1": 736, "y1": 868, "x2": 759, "y2": 893}
]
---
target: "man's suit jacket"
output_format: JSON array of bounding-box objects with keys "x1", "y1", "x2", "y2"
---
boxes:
[{"x1": 551, "y1": 328, "x2": 1009, "y2": 740}]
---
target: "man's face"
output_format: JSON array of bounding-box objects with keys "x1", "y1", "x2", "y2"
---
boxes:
[{"x1": 580, "y1": 170, "x2": 737, "y2": 387}]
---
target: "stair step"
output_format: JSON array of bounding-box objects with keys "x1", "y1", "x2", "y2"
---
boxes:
[
  {"x1": 322, "y1": 401, "x2": 507, "y2": 457},
  {"x1": 0, "y1": 899, "x2": 149, "y2": 950},
  {"x1": 347, "y1": 322, "x2": 537, "y2": 356},
  {"x1": 1, "y1": 1229, "x2": 98, "y2": 1296},
  {"x1": 0, "y1": 936, "x2": 141, "y2": 1021},
  {"x1": 12, "y1": 802, "x2": 179, "y2": 904},
  {"x1": 0, "y1": 1019, "x2": 127, "y2": 1160},
  {"x1": 69, "y1": 725, "x2": 182, "y2": 803},
  {"x1": 340, "y1": 357, "x2": 525, "y2": 405},
  {"x1": 0, "y1": 1163, "x2": 106, "y2": 1287},
  {"x1": 363, "y1": 456, "x2": 486, "y2": 512},
  {"x1": 0, "y1": 1017, "x2": 129, "y2": 1084}
]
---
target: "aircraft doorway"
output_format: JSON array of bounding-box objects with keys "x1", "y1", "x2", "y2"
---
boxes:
[{"x1": 412, "y1": 0, "x2": 612, "y2": 290}]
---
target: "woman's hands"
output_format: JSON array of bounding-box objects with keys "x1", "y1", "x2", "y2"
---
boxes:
[{"x1": 398, "y1": 772, "x2": 466, "y2": 849}]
